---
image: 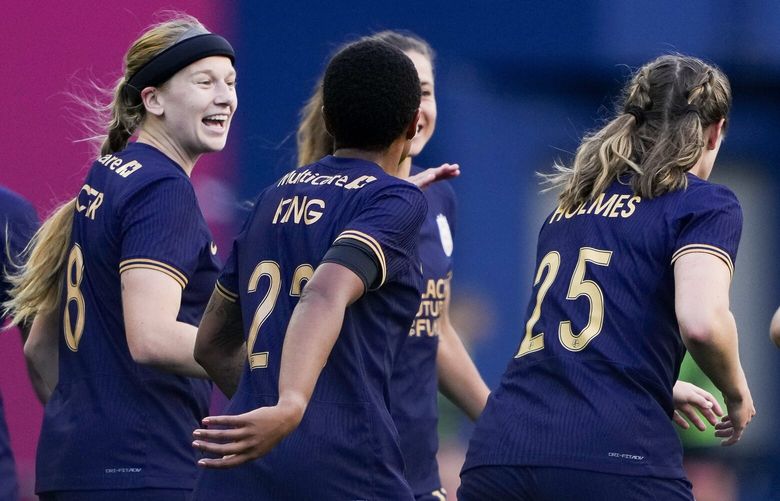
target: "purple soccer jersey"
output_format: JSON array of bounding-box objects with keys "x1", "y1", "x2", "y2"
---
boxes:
[
  {"x1": 194, "y1": 155, "x2": 427, "y2": 500},
  {"x1": 0, "y1": 186, "x2": 39, "y2": 501},
  {"x1": 36, "y1": 143, "x2": 218, "y2": 493},
  {"x1": 464, "y1": 174, "x2": 742, "y2": 480},
  {"x1": 389, "y1": 166, "x2": 456, "y2": 498}
]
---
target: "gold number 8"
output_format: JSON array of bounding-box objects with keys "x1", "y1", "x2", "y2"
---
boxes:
[{"x1": 64, "y1": 244, "x2": 86, "y2": 351}]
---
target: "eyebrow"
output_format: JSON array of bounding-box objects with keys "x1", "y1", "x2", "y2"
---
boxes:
[{"x1": 191, "y1": 68, "x2": 237, "y2": 78}]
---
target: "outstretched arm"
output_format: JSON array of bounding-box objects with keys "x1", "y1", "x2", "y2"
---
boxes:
[
  {"x1": 408, "y1": 163, "x2": 460, "y2": 190},
  {"x1": 436, "y1": 279, "x2": 489, "y2": 421},
  {"x1": 193, "y1": 262, "x2": 364, "y2": 468}
]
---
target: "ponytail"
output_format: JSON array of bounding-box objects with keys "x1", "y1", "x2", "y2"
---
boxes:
[
  {"x1": 545, "y1": 55, "x2": 731, "y2": 211},
  {"x1": 4, "y1": 199, "x2": 76, "y2": 326}
]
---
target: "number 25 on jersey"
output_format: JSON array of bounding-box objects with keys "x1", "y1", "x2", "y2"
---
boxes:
[{"x1": 516, "y1": 247, "x2": 612, "y2": 358}]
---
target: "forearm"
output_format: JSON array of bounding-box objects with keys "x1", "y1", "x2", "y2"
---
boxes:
[
  {"x1": 132, "y1": 321, "x2": 209, "y2": 378},
  {"x1": 277, "y1": 287, "x2": 345, "y2": 419},
  {"x1": 194, "y1": 290, "x2": 247, "y2": 396},
  {"x1": 437, "y1": 325, "x2": 490, "y2": 421},
  {"x1": 201, "y1": 343, "x2": 245, "y2": 397},
  {"x1": 24, "y1": 312, "x2": 59, "y2": 403},
  {"x1": 681, "y1": 310, "x2": 748, "y2": 402}
]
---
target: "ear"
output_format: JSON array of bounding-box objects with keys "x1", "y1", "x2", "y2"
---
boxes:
[
  {"x1": 706, "y1": 118, "x2": 725, "y2": 150},
  {"x1": 141, "y1": 86, "x2": 164, "y2": 117},
  {"x1": 405, "y1": 109, "x2": 421, "y2": 140}
]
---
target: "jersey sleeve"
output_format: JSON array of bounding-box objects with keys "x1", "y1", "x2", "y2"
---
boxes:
[
  {"x1": 214, "y1": 242, "x2": 239, "y2": 303},
  {"x1": 118, "y1": 177, "x2": 206, "y2": 289},
  {"x1": 330, "y1": 182, "x2": 427, "y2": 290},
  {"x1": 671, "y1": 182, "x2": 743, "y2": 277},
  {"x1": 0, "y1": 196, "x2": 39, "y2": 307}
]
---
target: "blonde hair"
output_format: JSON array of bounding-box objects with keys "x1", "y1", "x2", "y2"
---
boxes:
[
  {"x1": 546, "y1": 54, "x2": 731, "y2": 211},
  {"x1": 4, "y1": 14, "x2": 208, "y2": 326},
  {"x1": 296, "y1": 30, "x2": 435, "y2": 166}
]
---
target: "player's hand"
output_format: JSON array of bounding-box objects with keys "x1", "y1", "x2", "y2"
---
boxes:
[
  {"x1": 716, "y1": 393, "x2": 755, "y2": 446},
  {"x1": 407, "y1": 163, "x2": 460, "y2": 190},
  {"x1": 671, "y1": 380, "x2": 723, "y2": 431},
  {"x1": 192, "y1": 402, "x2": 304, "y2": 468}
]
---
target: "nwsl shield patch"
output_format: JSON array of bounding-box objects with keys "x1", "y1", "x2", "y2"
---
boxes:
[{"x1": 436, "y1": 214, "x2": 453, "y2": 257}]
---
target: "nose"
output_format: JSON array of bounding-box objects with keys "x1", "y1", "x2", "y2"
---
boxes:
[{"x1": 214, "y1": 81, "x2": 236, "y2": 108}]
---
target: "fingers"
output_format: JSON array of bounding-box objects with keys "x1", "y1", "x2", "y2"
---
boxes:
[
  {"x1": 677, "y1": 404, "x2": 707, "y2": 431},
  {"x1": 672, "y1": 410, "x2": 690, "y2": 430},
  {"x1": 201, "y1": 414, "x2": 245, "y2": 428},
  {"x1": 693, "y1": 404, "x2": 720, "y2": 428},
  {"x1": 720, "y1": 428, "x2": 743, "y2": 446},
  {"x1": 198, "y1": 453, "x2": 253, "y2": 469},
  {"x1": 699, "y1": 390, "x2": 724, "y2": 417},
  {"x1": 414, "y1": 164, "x2": 461, "y2": 188},
  {"x1": 193, "y1": 438, "x2": 248, "y2": 457},
  {"x1": 193, "y1": 427, "x2": 245, "y2": 443},
  {"x1": 689, "y1": 386, "x2": 724, "y2": 417},
  {"x1": 408, "y1": 171, "x2": 436, "y2": 189},
  {"x1": 434, "y1": 163, "x2": 460, "y2": 179}
]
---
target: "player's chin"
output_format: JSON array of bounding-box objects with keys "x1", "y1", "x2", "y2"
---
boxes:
[
  {"x1": 199, "y1": 137, "x2": 229, "y2": 153},
  {"x1": 408, "y1": 140, "x2": 426, "y2": 158}
]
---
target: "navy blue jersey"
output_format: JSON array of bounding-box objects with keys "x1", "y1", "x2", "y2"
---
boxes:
[
  {"x1": 389, "y1": 166, "x2": 455, "y2": 497},
  {"x1": 464, "y1": 174, "x2": 742, "y2": 479},
  {"x1": 0, "y1": 186, "x2": 39, "y2": 501},
  {"x1": 194, "y1": 155, "x2": 427, "y2": 500},
  {"x1": 36, "y1": 143, "x2": 218, "y2": 493}
]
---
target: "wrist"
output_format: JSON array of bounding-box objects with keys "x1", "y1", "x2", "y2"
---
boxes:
[{"x1": 277, "y1": 392, "x2": 307, "y2": 429}]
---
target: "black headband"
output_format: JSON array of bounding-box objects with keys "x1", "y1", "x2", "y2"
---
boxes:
[{"x1": 126, "y1": 33, "x2": 235, "y2": 94}]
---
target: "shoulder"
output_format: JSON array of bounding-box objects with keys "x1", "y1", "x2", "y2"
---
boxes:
[
  {"x1": 368, "y1": 173, "x2": 424, "y2": 199},
  {"x1": 675, "y1": 175, "x2": 741, "y2": 218},
  {"x1": 0, "y1": 186, "x2": 38, "y2": 224},
  {"x1": 100, "y1": 143, "x2": 190, "y2": 190}
]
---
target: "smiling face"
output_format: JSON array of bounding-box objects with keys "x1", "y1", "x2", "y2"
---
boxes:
[
  {"x1": 405, "y1": 50, "x2": 436, "y2": 158},
  {"x1": 156, "y1": 55, "x2": 237, "y2": 156}
]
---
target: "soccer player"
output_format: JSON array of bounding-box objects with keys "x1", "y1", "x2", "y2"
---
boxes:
[
  {"x1": 296, "y1": 33, "x2": 726, "y2": 500},
  {"x1": 4, "y1": 15, "x2": 237, "y2": 501},
  {"x1": 191, "y1": 39, "x2": 426, "y2": 499},
  {"x1": 0, "y1": 186, "x2": 38, "y2": 501},
  {"x1": 297, "y1": 30, "x2": 488, "y2": 501},
  {"x1": 459, "y1": 55, "x2": 754, "y2": 500}
]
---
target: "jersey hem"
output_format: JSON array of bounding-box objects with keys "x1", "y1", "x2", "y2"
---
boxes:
[{"x1": 461, "y1": 455, "x2": 685, "y2": 480}]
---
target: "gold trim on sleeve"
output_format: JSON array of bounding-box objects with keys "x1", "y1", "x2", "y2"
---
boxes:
[
  {"x1": 334, "y1": 229, "x2": 387, "y2": 288},
  {"x1": 671, "y1": 244, "x2": 734, "y2": 277},
  {"x1": 119, "y1": 258, "x2": 188, "y2": 288},
  {"x1": 215, "y1": 281, "x2": 239, "y2": 302}
]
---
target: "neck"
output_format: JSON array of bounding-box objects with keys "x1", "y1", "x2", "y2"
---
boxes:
[
  {"x1": 333, "y1": 140, "x2": 408, "y2": 178},
  {"x1": 397, "y1": 156, "x2": 412, "y2": 178},
  {"x1": 136, "y1": 125, "x2": 199, "y2": 177},
  {"x1": 688, "y1": 149, "x2": 713, "y2": 180}
]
